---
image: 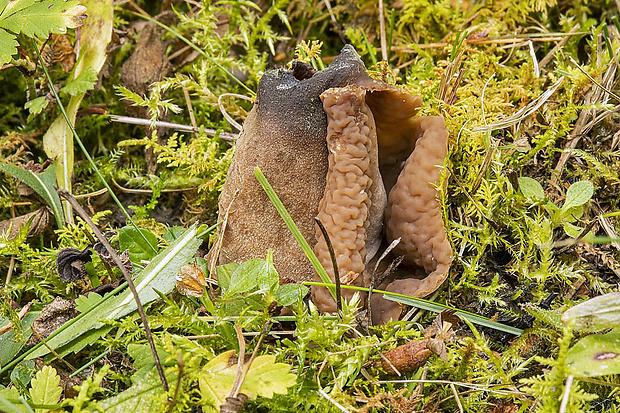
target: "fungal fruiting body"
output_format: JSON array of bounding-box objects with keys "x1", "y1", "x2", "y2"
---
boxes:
[
  {"x1": 211, "y1": 45, "x2": 452, "y2": 324},
  {"x1": 312, "y1": 86, "x2": 385, "y2": 312}
]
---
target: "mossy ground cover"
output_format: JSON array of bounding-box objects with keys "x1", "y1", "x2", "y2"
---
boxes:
[{"x1": 1, "y1": 0, "x2": 620, "y2": 411}]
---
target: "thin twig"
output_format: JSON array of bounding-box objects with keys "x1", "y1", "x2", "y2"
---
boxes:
[
  {"x1": 315, "y1": 217, "x2": 342, "y2": 315},
  {"x1": 322, "y1": 0, "x2": 346, "y2": 43},
  {"x1": 59, "y1": 190, "x2": 169, "y2": 391},
  {"x1": 559, "y1": 375, "x2": 574, "y2": 413},
  {"x1": 0, "y1": 302, "x2": 31, "y2": 336},
  {"x1": 30, "y1": 327, "x2": 76, "y2": 372},
  {"x1": 229, "y1": 325, "x2": 247, "y2": 400},
  {"x1": 218, "y1": 93, "x2": 252, "y2": 132},
  {"x1": 378, "y1": 0, "x2": 387, "y2": 61},
  {"x1": 569, "y1": 56, "x2": 620, "y2": 101},
  {"x1": 450, "y1": 383, "x2": 464, "y2": 413},
  {"x1": 182, "y1": 85, "x2": 197, "y2": 129},
  {"x1": 229, "y1": 321, "x2": 270, "y2": 399},
  {"x1": 166, "y1": 352, "x2": 184, "y2": 413},
  {"x1": 108, "y1": 115, "x2": 239, "y2": 141}
]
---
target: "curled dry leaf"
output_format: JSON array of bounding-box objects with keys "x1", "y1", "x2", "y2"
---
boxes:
[
  {"x1": 56, "y1": 246, "x2": 92, "y2": 282},
  {"x1": 382, "y1": 339, "x2": 432, "y2": 375},
  {"x1": 175, "y1": 264, "x2": 207, "y2": 297},
  {"x1": 0, "y1": 207, "x2": 50, "y2": 239},
  {"x1": 62, "y1": 4, "x2": 88, "y2": 29},
  {"x1": 381, "y1": 310, "x2": 458, "y2": 374}
]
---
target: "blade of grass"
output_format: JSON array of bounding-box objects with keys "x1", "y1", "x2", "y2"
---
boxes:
[
  {"x1": 253, "y1": 167, "x2": 336, "y2": 300},
  {"x1": 304, "y1": 281, "x2": 524, "y2": 336},
  {"x1": 32, "y1": 39, "x2": 157, "y2": 254}
]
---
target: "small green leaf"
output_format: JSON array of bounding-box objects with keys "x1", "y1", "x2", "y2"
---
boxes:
[
  {"x1": 0, "y1": 312, "x2": 37, "y2": 369},
  {"x1": 163, "y1": 226, "x2": 186, "y2": 242},
  {"x1": 10, "y1": 360, "x2": 34, "y2": 392},
  {"x1": 60, "y1": 68, "x2": 97, "y2": 96},
  {"x1": 562, "y1": 292, "x2": 620, "y2": 332},
  {"x1": 0, "y1": 162, "x2": 64, "y2": 228},
  {"x1": 29, "y1": 365, "x2": 62, "y2": 413},
  {"x1": 566, "y1": 328, "x2": 620, "y2": 376},
  {"x1": 518, "y1": 177, "x2": 545, "y2": 200},
  {"x1": 0, "y1": 386, "x2": 26, "y2": 413},
  {"x1": 118, "y1": 226, "x2": 158, "y2": 263},
  {"x1": 563, "y1": 222, "x2": 594, "y2": 241},
  {"x1": 216, "y1": 263, "x2": 237, "y2": 292},
  {"x1": 97, "y1": 369, "x2": 168, "y2": 413},
  {"x1": 24, "y1": 96, "x2": 49, "y2": 116},
  {"x1": 75, "y1": 292, "x2": 103, "y2": 313},
  {"x1": 562, "y1": 180, "x2": 594, "y2": 211},
  {"x1": 275, "y1": 283, "x2": 308, "y2": 306},
  {"x1": 259, "y1": 250, "x2": 279, "y2": 292},
  {"x1": 225, "y1": 259, "x2": 264, "y2": 297}
]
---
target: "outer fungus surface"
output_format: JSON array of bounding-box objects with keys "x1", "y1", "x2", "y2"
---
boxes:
[{"x1": 211, "y1": 45, "x2": 453, "y2": 324}]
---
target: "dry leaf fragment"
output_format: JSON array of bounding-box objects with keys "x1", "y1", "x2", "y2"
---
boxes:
[
  {"x1": 176, "y1": 264, "x2": 207, "y2": 297},
  {"x1": 381, "y1": 339, "x2": 432, "y2": 375},
  {"x1": 0, "y1": 207, "x2": 50, "y2": 239},
  {"x1": 381, "y1": 310, "x2": 458, "y2": 374}
]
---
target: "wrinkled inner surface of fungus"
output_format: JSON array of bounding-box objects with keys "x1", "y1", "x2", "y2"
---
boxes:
[{"x1": 211, "y1": 45, "x2": 453, "y2": 324}]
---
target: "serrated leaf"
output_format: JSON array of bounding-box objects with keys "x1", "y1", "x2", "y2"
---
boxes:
[
  {"x1": 566, "y1": 328, "x2": 620, "y2": 376},
  {"x1": 24, "y1": 96, "x2": 49, "y2": 115},
  {"x1": 275, "y1": 283, "x2": 308, "y2": 306},
  {"x1": 118, "y1": 226, "x2": 158, "y2": 263},
  {"x1": 0, "y1": 162, "x2": 64, "y2": 228},
  {"x1": 28, "y1": 225, "x2": 202, "y2": 359},
  {"x1": 29, "y1": 365, "x2": 62, "y2": 413},
  {"x1": 60, "y1": 67, "x2": 97, "y2": 96},
  {"x1": 75, "y1": 292, "x2": 103, "y2": 313},
  {"x1": 561, "y1": 292, "x2": 620, "y2": 332},
  {"x1": 518, "y1": 177, "x2": 545, "y2": 200},
  {"x1": 199, "y1": 350, "x2": 296, "y2": 412},
  {"x1": 562, "y1": 180, "x2": 594, "y2": 211},
  {"x1": 0, "y1": 28, "x2": 17, "y2": 66},
  {"x1": 0, "y1": 1, "x2": 86, "y2": 38}
]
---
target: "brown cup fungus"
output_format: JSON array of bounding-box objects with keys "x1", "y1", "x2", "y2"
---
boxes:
[{"x1": 210, "y1": 45, "x2": 452, "y2": 324}]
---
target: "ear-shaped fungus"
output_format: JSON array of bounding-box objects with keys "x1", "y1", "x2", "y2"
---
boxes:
[
  {"x1": 373, "y1": 116, "x2": 453, "y2": 324},
  {"x1": 211, "y1": 45, "x2": 452, "y2": 324}
]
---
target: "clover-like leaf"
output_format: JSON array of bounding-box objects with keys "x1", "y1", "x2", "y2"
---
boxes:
[
  {"x1": 29, "y1": 365, "x2": 62, "y2": 413},
  {"x1": 199, "y1": 350, "x2": 296, "y2": 413}
]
